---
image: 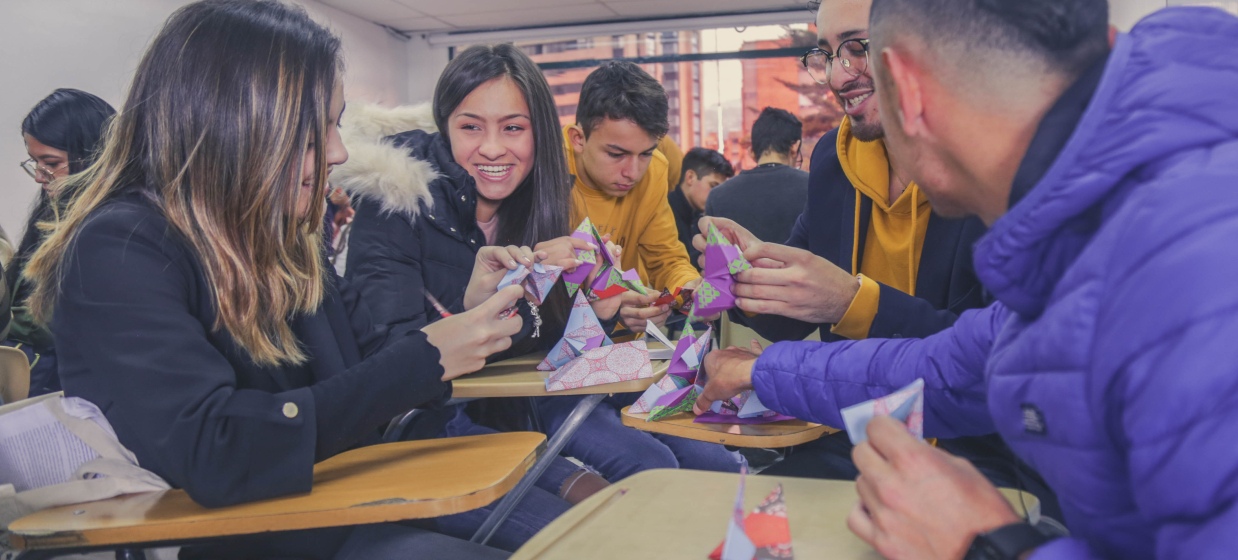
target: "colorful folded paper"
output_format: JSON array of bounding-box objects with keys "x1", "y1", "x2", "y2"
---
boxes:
[
  {"x1": 561, "y1": 217, "x2": 650, "y2": 300},
  {"x1": 689, "y1": 223, "x2": 752, "y2": 322},
  {"x1": 710, "y1": 475, "x2": 794, "y2": 560},
  {"x1": 496, "y1": 262, "x2": 564, "y2": 305},
  {"x1": 840, "y1": 378, "x2": 925, "y2": 445},
  {"x1": 694, "y1": 391, "x2": 795, "y2": 425},
  {"x1": 538, "y1": 291, "x2": 611, "y2": 371},
  {"x1": 542, "y1": 340, "x2": 654, "y2": 392},
  {"x1": 630, "y1": 323, "x2": 713, "y2": 421}
]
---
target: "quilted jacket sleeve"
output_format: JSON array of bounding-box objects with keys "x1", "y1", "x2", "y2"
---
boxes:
[
  {"x1": 346, "y1": 196, "x2": 432, "y2": 338},
  {"x1": 751, "y1": 302, "x2": 1007, "y2": 439}
]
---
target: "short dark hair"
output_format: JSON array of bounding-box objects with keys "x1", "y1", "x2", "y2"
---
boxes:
[
  {"x1": 576, "y1": 61, "x2": 669, "y2": 139},
  {"x1": 679, "y1": 147, "x2": 735, "y2": 185},
  {"x1": 750, "y1": 107, "x2": 802, "y2": 159},
  {"x1": 870, "y1": 0, "x2": 1109, "y2": 79}
]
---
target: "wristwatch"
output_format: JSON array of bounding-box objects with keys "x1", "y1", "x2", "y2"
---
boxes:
[{"x1": 964, "y1": 522, "x2": 1056, "y2": 560}]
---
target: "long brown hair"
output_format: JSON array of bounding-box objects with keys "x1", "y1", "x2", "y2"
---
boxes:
[{"x1": 27, "y1": 0, "x2": 342, "y2": 366}]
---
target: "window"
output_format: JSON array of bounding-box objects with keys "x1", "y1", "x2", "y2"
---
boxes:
[{"x1": 509, "y1": 23, "x2": 841, "y2": 172}]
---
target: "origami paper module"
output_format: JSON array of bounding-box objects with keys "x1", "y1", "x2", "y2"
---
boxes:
[
  {"x1": 689, "y1": 223, "x2": 752, "y2": 321},
  {"x1": 542, "y1": 340, "x2": 654, "y2": 392},
  {"x1": 694, "y1": 391, "x2": 795, "y2": 425},
  {"x1": 538, "y1": 291, "x2": 611, "y2": 371},
  {"x1": 840, "y1": 378, "x2": 925, "y2": 445},
  {"x1": 630, "y1": 324, "x2": 712, "y2": 416},
  {"x1": 709, "y1": 476, "x2": 794, "y2": 560},
  {"x1": 561, "y1": 218, "x2": 606, "y2": 297},
  {"x1": 496, "y1": 262, "x2": 564, "y2": 305}
]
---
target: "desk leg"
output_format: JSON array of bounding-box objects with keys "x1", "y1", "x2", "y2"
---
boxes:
[{"x1": 470, "y1": 393, "x2": 605, "y2": 546}]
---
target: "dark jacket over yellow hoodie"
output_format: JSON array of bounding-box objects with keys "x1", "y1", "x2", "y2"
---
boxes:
[{"x1": 735, "y1": 119, "x2": 989, "y2": 343}]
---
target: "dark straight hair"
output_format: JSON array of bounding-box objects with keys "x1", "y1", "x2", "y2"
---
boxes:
[
  {"x1": 433, "y1": 43, "x2": 573, "y2": 345},
  {"x1": 432, "y1": 43, "x2": 572, "y2": 250},
  {"x1": 8, "y1": 89, "x2": 116, "y2": 293}
]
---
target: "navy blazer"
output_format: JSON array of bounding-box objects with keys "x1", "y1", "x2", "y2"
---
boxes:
[
  {"x1": 738, "y1": 128, "x2": 989, "y2": 342},
  {"x1": 52, "y1": 191, "x2": 450, "y2": 508}
]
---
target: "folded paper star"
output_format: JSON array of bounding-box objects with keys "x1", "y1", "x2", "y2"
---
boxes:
[
  {"x1": 694, "y1": 391, "x2": 795, "y2": 425},
  {"x1": 542, "y1": 340, "x2": 654, "y2": 392},
  {"x1": 840, "y1": 378, "x2": 925, "y2": 445},
  {"x1": 631, "y1": 323, "x2": 713, "y2": 420},
  {"x1": 710, "y1": 477, "x2": 794, "y2": 560},
  {"x1": 689, "y1": 223, "x2": 752, "y2": 322},
  {"x1": 561, "y1": 218, "x2": 606, "y2": 297},
  {"x1": 538, "y1": 291, "x2": 611, "y2": 371},
  {"x1": 497, "y1": 262, "x2": 564, "y2": 305}
]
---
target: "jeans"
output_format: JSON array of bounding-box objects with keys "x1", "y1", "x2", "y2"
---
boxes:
[
  {"x1": 535, "y1": 393, "x2": 745, "y2": 482},
  {"x1": 432, "y1": 405, "x2": 574, "y2": 551},
  {"x1": 336, "y1": 523, "x2": 510, "y2": 559}
]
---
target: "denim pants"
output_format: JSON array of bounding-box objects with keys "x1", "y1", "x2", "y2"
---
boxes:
[
  {"x1": 430, "y1": 405, "x2": 575, "y2": 552},
  {"x1": 535, "y1": 393, "x2": 745, "y2": 482}
]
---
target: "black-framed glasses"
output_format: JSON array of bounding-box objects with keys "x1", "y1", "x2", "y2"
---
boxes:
[
  {"x1": 20, "y1": 158, "x2": 65, "y2": 182},
  {"x1": 800, "y1": 38, "x2": 870, "y2": 85}
]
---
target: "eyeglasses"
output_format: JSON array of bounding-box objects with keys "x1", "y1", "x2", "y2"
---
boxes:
[
  {"x1": 20, "y1": 158, "x2": 66, "y2": 182},
  {"x1": 800, "y1": 38, "x2": 870, "y2": 85}
]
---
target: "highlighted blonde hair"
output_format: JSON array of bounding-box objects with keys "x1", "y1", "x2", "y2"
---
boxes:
[{"x1": 27, "y1": 0, "x2": 342, "y2": 366}]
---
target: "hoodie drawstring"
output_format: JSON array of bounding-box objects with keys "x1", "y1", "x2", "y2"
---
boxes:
[
  {"x1": 851, "y1": 193, "x2": 862, "y2": 276},
  {"x1": 909, "y1": 187, "x2": 918, "y2": 296}
]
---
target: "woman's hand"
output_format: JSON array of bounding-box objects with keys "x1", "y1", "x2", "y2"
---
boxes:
[
  {"x1": 423, "y1": 285, "x2": 525, "y2": 381},
  {"x1": 534, "y1": 235, "x2": 595, "y2": 272},
  {"x1": 463, "y1": 245, "x2": 536, "y2": 311},
  {"x1": 617, "y1": 292, "x2": 669, "y2": 333}
]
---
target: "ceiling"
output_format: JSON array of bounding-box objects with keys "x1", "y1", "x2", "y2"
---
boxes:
[{"x1": 318, "y1": 0, "x2": 810, "y2": 34}]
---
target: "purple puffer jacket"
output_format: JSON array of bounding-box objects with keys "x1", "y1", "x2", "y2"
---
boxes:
[{"x1": 750, "y1": 8, "x2": 1238, "y2": 559}]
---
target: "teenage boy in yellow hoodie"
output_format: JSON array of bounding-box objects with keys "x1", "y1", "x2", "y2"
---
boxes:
[
  {"x1": 564, "y1": 61, "x2": 702, "y2": 332},
  {"x1": 692, "y1": 0, "x2": 1057, "y2": 513}
]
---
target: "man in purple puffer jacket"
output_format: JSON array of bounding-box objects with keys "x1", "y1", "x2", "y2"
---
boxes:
[{"x1": 695, "y1": 1, "x2": 1238, "y2": 558}]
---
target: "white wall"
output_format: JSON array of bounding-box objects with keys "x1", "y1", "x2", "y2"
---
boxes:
[
  {"x1": 406, "y1": 36, "x2": 452, "y2": 104},
  {"x1": 0, "y1": 0, "x2": 410, "y2": 241},
  {"x1": 1111, "y1": 0, "x2": 1169, "y2": 28}
]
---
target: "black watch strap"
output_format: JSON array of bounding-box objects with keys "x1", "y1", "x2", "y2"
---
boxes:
[{"x1": 965, "y1": 522, "x2": 1055, "y2": 560}]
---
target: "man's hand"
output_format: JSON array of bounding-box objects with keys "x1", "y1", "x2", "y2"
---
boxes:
[
  {"x1": 423, "y1": 285, "x2": 525, "y2": 381},
  {"x1": 617, "y1": 292, "x2": 669, "y2": 333},
  {"x1": 692, "y1": 217, "x2": 759, "y2": 270},
  {"x1": 463, "y1": 245, "x2": 536, "y2": 311},
  {"x1": 848, "y1": 416, "x2": 1022, "y2": 560},
  {"x1": 732, "y1": 242, "x2": 860, "y2": 324},
  {"x1": 692, "y1": 347, "x2": 759, "y2": 414}
]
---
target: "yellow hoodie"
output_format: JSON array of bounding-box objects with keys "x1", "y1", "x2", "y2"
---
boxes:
[
  {"x1": 831, "y1": 117, "x2": 933, "y2": 340},
  {"x1": 563, "y1": 126, "x2": 701, "y2": 292}
]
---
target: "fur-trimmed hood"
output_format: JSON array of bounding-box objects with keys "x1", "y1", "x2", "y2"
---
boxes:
[{"x1": 333, "y1": 102, "x2": 439, "y2": 217}]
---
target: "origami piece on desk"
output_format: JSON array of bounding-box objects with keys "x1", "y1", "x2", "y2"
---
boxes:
[
  {"x1": 538, "y1": 291, "x2": 611, "y2": 371},
  {"x1": 543, "y1": 340, "x2": 654, "y2": 392},
  {"x1": 561, "y1": 218, "x2": 606, "y2": 297},
  {"x1": 709, "y1": 476, "x2": 794, "y2": 560},
  {"x1": 689, "y1": 223, "x2": 752, "y2": 321},
  {"x1": 496, "y1": 262, "x2": 564, "y2": 305},
  {"x1": 642, "y1": 320, "x2": 675, "y2": 361},
  {"x1": 840, "y1": 378, "x2": 925, "y2": 445},
  {"x1": 694, "y1": 391, "x2": 795, "y2": 425},
  {"x1": 630, "y1": 324, "x2": 712, "y2": 416}
]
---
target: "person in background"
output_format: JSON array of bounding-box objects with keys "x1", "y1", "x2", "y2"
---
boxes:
[
  {"x1": 668, "y1": 147, "x2": 734, "y2": 269},
  {"x1": 563, "y1": 61, "x2": 703, "y2": 334},
  {"x1": 704, "y1": 107, "x2": 809, "y2": 246},
  {"x1": 5, "y1": 88, "x2": 115, "y2": 397},
  {"x1": 26, "y1": 2, "x2": 523, "y2": 557},
  {"x1": 699, "y1": 0, "x2": 1238, "y2": 557}
]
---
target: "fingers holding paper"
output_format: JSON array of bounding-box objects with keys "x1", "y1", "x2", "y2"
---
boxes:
[
  {"x1": 424, "y1": 285, "x2": 526, "y2": 381},
  {"x1": 731, "y1": 243, "x2": 860, "y2": 324},
  {"x1": 848, "y1": 416, "x2": 1022, "y2": 560},
  {"x1": 692, "y1": 347, "x2": 758, "y2": 415}
]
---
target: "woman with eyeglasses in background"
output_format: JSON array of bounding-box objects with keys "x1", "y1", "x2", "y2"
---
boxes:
[{"x1": 5, "y1": 88, "x2": 116, "y2": 397}]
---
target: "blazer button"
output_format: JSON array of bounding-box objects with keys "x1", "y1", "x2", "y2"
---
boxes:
[
  {"x1": 282, "y1": 402, "x2": 299, "y2": 418},
  {"x1": 460, "y1": 195, "x2": 467, "y2": 201},
  {"x1": 450, "y1": 227, "x2": 456, "y2": 232}
]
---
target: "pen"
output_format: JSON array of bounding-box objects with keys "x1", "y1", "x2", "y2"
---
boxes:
[{"x1": 423, "y1": 290, "x2": 453, "y2": 318}]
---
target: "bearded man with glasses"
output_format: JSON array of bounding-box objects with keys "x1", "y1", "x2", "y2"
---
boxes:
[{"x1": 693, "y1": 0, "x2": 1056, "y2": 514}]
